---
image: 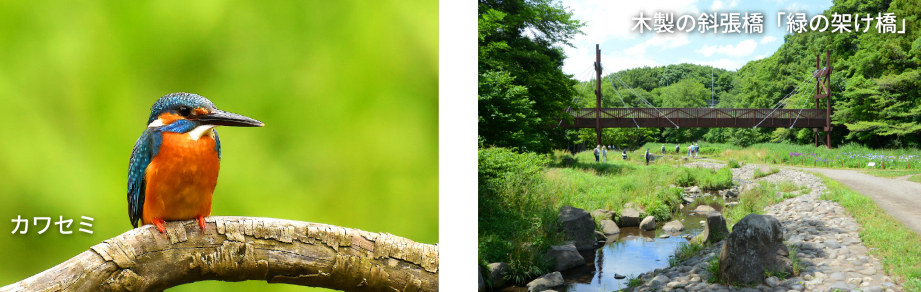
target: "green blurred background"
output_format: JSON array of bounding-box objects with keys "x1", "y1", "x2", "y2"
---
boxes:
[{"x1": 0, "y1": 1, "x2": 437, "y2": 291}]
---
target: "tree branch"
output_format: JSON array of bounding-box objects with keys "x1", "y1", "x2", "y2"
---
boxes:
[{"x1": 0, "y1": 216, "x2": 438, "y2": 292}]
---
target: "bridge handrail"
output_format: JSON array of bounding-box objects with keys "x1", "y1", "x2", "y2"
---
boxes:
[{"x1": 566, "y1": 108, "x2": 826, "y2": 120}]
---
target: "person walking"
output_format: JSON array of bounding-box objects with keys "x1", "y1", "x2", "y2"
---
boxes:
[
  {"x1": 602, "y1": 146, "x2": 608, "y2": 163},
  {"x1": 593, "y1": 145, "x2": 600, "y2": 162},
  {"x1": 675, "y1": 144, "x2": 679, "y2": 154},
  {"x1": 661, "y1": 144, "x2": 665, "y2": 155},
  {"x1": 622, "y1": 148, "x2": 627, "y2": 160},
  {"x1": 645, "y1": 148, "x2": 651, "y2": 165},
  {"x1": 694, "y1": 143, "x2": 699, "y2": 158}
]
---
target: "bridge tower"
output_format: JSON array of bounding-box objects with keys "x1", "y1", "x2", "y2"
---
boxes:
[
  {"x1": 813, "y1": 50, "x2": 833, "y2": 149},
  {"x1": 594, "y1": 44, "x2": 602, "y2": 147}
]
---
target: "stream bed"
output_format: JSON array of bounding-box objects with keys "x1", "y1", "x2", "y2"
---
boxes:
[{"x1": 558, "y1": 195, "x2": 727, "y2": 292}]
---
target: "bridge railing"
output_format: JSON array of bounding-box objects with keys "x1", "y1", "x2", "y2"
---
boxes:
[{"x1": 568, "y1": 108, "x2": 826, "y2": 120}]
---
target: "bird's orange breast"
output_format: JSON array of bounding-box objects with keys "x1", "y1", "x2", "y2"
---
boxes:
[{"x1": 142, "y1": 130, "x2": 219, "y2": 225}]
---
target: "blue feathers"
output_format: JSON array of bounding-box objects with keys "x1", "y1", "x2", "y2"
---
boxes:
[
  {"x1": 127, "y1": 129, "x2": 153, "y2": 228},
  {"x1": 127, "y1": 120, "x2": 223, "y2": 228},
  {"x1": 128, "y1": 93, "x2": 223, "y2": 228},
  {"x1": 146, "y1": 93, "x2": 215, "y2": 125}
]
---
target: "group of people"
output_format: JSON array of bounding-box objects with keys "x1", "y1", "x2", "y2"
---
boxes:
[
  {"x1": 592, "y1": 145, "x2": 652, "y2": 165},
  {"x1": 593, "y1": 145, "x2": 628, "y2": 163},
  {"x1": 593, "y1": 143, "x2": 701, "y2": 164},
  {"x1": 687, "y1": 143, "x2": 700, "y2": 158}
]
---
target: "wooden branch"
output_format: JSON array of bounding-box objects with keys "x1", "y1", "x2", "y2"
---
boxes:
[{"x1": 0, "y1": 216, "x2": 438, "y2": 292}]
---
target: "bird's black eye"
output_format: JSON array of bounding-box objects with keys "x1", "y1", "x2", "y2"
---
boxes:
[{"x1": 178, "y1": 106, "x2": 192, "y2": 117}]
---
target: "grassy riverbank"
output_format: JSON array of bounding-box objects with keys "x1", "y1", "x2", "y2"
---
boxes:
[
  {"x1": 644, "y1": 142, "x2": 921, "y2": 170},
  {"x1": 478, "y1": 147, "x2": 732, "y2": 285}
]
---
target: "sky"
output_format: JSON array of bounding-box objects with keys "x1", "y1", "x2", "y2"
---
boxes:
[{"x1": 560, "y1": 0, "x2": 834, "y2": 80}]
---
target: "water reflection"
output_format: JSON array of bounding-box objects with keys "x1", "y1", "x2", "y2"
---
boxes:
[{"x1": 559, "y1": 197, "x2": 727, "y2": 292}]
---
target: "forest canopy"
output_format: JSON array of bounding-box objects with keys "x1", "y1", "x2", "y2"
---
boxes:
[{"x1": 480, "y1": 0, "x2": 921, "y2": 150}]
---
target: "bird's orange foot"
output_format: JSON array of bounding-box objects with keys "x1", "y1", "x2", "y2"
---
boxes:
[
  {"x1": 153, "y1": 219, "x2": 166, "y2": 233},
  {"x1": 197, "y1": 216, "x2": 206, "y2": 234}
]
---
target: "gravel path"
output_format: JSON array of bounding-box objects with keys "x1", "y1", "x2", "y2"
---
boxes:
[{"x1": 782, "y1": 167, "x2": 921, "y2": 237}]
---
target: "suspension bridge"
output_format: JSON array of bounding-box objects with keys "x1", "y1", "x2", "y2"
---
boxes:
[{"x1": 560, "y1": 45, "x2": 835, "y2": 149}]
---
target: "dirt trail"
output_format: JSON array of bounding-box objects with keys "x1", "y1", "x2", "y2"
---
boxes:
[{"x1": 782, "y1": 166, "x2": 921, "y2": 236}]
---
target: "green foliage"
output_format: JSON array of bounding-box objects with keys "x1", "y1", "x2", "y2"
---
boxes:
[
  {"x1": 478, "y1": 71, "x2": 540, "y2": 150},
  {"x1": 669, "y1": 241, "x2": 707, "y2": 267},
  {"x1": 788, "y1": 245, "x2": 803, "y2": 276},
  {"x1": 636, "y1": 186, "x2": 683, "y2": 221},
  {"x1": 626, "y1": 274, "x2": 645, "y2": 288},
  {"x1": 705, "y1": 256, "x2": 721, "y2": 283},
  {"x1": 753, "y1": 167, "x2": 780, "y2": 179},
  {"x1": 723, "y1": 181, "x2": 799, "y2": 229},
  {"x1": 478, "y1": 148, "x2": 560, "y2": 283},
  {"x1": 659, "y1": 79, "x2": 710, "y2": 108},
  {"x1": 675, "y1": 168, "x2": 696, "y2": 187},
  {"x1": 700, "y1": 167, "x2": 734, "y2": 190},
  {"x1": 478, "y1": 0, "x2": 585, "y2": 152},
  {"x1": 713, "y1": 142, "x2": 921, "y2": 170},
  {"x1": 763, "y1": 267, "x2": 790, "y2": 281},
  {"x1": 672, "y1": 167, "x2": 732, "y2": 190},
  {"x1": 728, "y1": 159, "x2": 741, "y2": 168},
  {"x1": 506, "y1": 251, "x2": 553, "y2": 285}
]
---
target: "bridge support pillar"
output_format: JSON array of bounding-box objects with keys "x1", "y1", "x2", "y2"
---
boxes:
[
  {"x1": 594, "y1": 44, "x2": 602, "y2": 147},
  {"x1": 812, "y1": 50, "x2": 834, "y2": 149}
]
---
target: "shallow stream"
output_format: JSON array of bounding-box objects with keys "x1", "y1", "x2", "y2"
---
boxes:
[{"x1": 558, "y1": 194, "x2": 727, "y2": 292}]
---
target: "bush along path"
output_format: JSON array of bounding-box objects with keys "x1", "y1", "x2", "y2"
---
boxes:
[{"x1": 626, "y1": 164, "x2": 908, "y2": 292}]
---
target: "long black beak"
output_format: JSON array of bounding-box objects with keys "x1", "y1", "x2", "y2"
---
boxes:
[{"x1": 197, "y1": 109, "x2": 265, "y2": 127}]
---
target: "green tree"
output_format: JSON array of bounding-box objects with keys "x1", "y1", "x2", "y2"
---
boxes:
[
  {"x1": 659, "y1": 79, "x2": 709, "y2": 108},
  {"x1": 478, "y1": 0, "x2": 585, "y2": 152}
]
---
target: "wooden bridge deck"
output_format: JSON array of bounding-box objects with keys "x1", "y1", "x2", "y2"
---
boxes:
[{"x1": 561, "y1": 108, "x2": 828, "y2": 128}]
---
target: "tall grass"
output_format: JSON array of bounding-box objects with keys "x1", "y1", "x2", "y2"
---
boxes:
[
  {"x1": 722, "y1": 180, "x2": 803, "y2": 229},
  {"x1": 479, "y1": 147, "x2": 735, "y2": 280},
  {"x1": 712, "y1": 142, "x2": 921, "y2": 170},
  {"x1": 479, "y1": 148, "x2": 562, "y2": 284}
]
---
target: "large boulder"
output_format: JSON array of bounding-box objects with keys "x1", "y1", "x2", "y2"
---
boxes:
[
  {"x1": 663, "y1": 220, "x2": 685, "y2": 232},
  {"x1": 619, "y1": 208, "x2": 641, "y2": 227},
  {"x1": 527, "y1": 271, "x2": 564, "y2": 292},
  {"x1": 600, "y1": 220, "x2": 620, "y2": 235},
  {"x1": 691, "y1": 211, "x2": 730, "y2": 245},
  {"x1": 640, "y1": 216, "x2": 656, "y2": 231},
  {"x1": 558, "y1": 206, "x2": 595, "y2": 250},
  {"x1": 719, "y1": 214, "x2": 793, "y2": 285},
  {"x1": 591, "y1": 209, "x2": 616, "y2": 221},
  {"x1": 545, "y1": 242, "x2": 585, "y2": 271},
  {"x1": 488, "y1": 262, "x2": 511, "y2": 289}
]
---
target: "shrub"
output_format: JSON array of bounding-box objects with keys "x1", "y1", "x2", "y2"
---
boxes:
[
  {"x1": 728, "y1": 159, "x2": 741, "y2": 168},
  {"x1": 753, "y1": 167, "x2": 779, "y2": 179},
  {"x1": 675, "y1": 168, "x2": 696, "y2": 187},
  {"x1": 478, "y1": 147, "x2": 558, "y2": 284}
]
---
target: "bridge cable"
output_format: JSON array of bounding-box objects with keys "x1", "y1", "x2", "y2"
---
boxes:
[
  {"x1": 604, "y1": 65, "x2": 680, "y2": 128},
  {"x1": 751, "y1": 75, "x2": 813, "y2": 129},
  {"x1": 610, "y1": 72, "x2": 680, "y2": 129},
  {"x1": 558, "y1": 65, "x2": 596, "y2": 127},
  {"x1": 788, "y1": 78, "x2": 819, "y2": 129},
  {"x1": 751, "y1": 73, "x2": 816, "y2": 128},
  {"x1": 603, "y1": 71, "x2": 641, "y2": 129}
]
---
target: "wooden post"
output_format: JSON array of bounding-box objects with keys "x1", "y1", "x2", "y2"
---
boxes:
[{"x1": 595, "y1": 44, "x2": 602, "y2": 147}]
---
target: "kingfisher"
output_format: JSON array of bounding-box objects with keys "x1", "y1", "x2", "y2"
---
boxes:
[{"x1": 127, "y1": 93, "x2": 263, "y2": 233}]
